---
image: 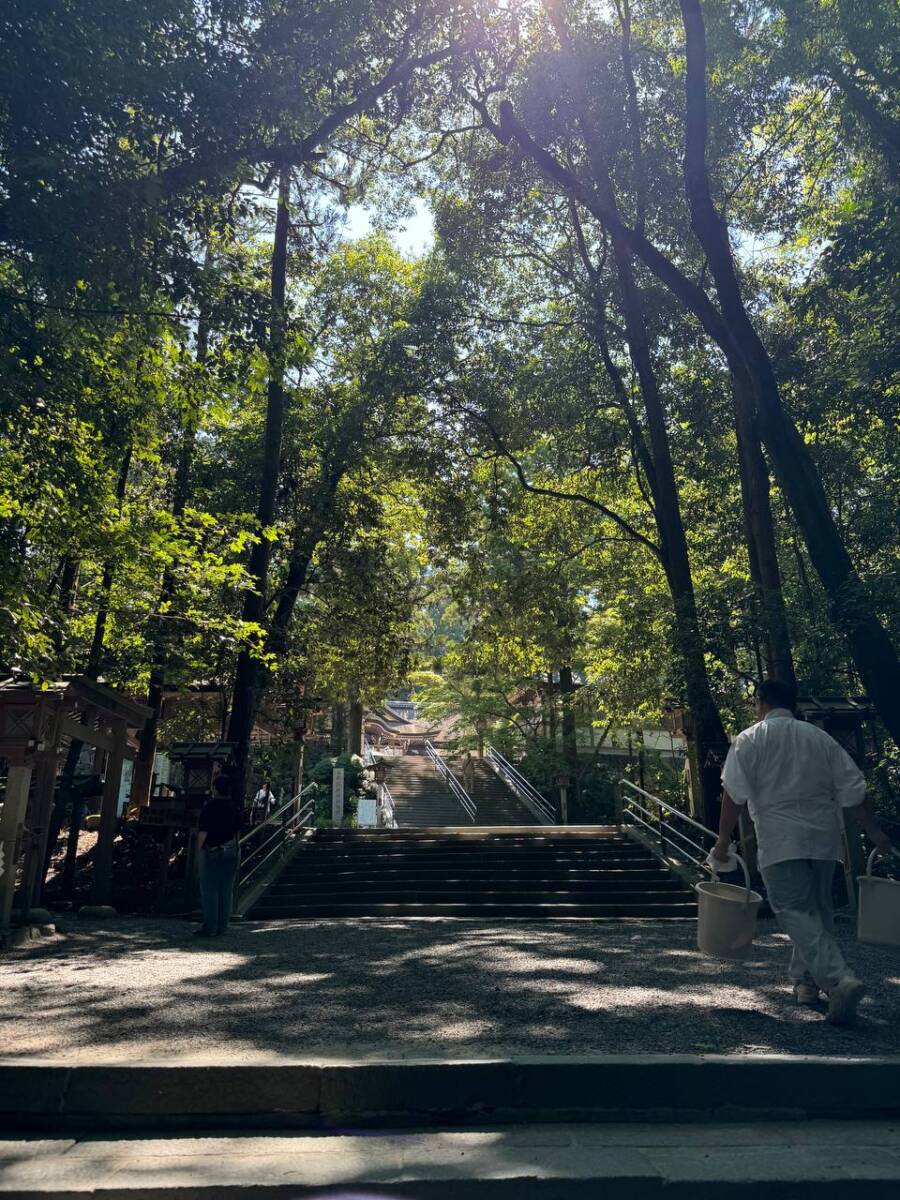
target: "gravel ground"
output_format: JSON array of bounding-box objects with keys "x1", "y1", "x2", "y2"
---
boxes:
[{"x1": 1, "y1": 916, "x2": 898, "y2": 1062}]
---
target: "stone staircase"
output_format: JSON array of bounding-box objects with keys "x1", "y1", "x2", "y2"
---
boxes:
[
  {"x1": 386, "y1": 752, "x2": 472, "y2": 826},
  {"x1": 462, "y1": 756, "x2": 543, "y2": 825},
  {"x1": 248, "y1": 827, "x2": 697, "y2": 919},
  {"x1": 386, "y1": 751, "x2": 540, "y2": 828}
]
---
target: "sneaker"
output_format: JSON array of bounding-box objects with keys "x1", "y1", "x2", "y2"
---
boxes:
[
  {"x1": 826, "y1": 977, "x2": 867, "y2": 1026},
  {"x1": 793, "y1": 982, "x2": 820, "y2": 1006}
]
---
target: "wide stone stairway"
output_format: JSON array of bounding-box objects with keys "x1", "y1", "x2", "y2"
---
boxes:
[{"x1": 249, "y1": 826, "x2": 696, "y2": 919}]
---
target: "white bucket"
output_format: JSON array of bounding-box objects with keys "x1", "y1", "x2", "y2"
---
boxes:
[
  {"x1": 696, "y1": 854, "x2": 762, "y2": 960},
  {"x1": 857, "y1": 850, "x2": 900, "y2": 947}
]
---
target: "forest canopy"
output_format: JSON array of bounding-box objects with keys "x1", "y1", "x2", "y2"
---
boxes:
[{"x1": 1, "y1": 0, "x2": 898, "y2": 816}]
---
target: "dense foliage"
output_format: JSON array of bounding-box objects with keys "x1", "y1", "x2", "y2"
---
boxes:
[{"x1": 1, "y1": 1, "x2": 897, "y2": 814}]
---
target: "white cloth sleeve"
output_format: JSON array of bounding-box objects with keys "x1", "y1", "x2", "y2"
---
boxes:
[
  {"x1": 721, "y1": 736, "x2": 753, "y2": 806},
  {"x1": 829, "y1": 739, "x2": 866, "y2": 808}
]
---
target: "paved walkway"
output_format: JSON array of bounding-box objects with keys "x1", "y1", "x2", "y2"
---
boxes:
[
  {"x1": 4, "y1": 1121, "x2": 900, "y2": 1195},
  {"x1": 2, "y1": 916, "x2": 898, "y2": 1062}
]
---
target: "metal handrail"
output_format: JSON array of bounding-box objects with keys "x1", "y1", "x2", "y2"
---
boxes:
[
  {"x1": 237, "y1": 783, "x2": 317, "y2": 893},
  {"x1": 424, "y1": 739, "x2": 477, "y2": 821},
  {"x1": 484, "y1": 743, "x2": 556, "y2": 825},
  {"x1": 380, "y1": 783, "x2": 397, "y2": 829},
  {"x1": 618, "y1": 778, "x2": 717, "y2": 872},
  {"x1": 362, "y1": 738, "x2": 376, "y2": 766}
]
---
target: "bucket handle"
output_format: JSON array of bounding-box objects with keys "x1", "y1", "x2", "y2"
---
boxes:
[
  {"x1": 865, "y1": 847, "x2": 899, "y2": 877},
  {"x1": 707, "y1": 850, "x2": 753, "y2": 906}
]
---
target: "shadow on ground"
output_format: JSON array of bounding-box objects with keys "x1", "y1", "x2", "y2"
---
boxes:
[{"x1": 2, "y1": 917, "x2": 898, "y2": 1061}]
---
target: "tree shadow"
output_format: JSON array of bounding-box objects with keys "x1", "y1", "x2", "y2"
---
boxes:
[{"x1": 2, "y1": 917, "x2": 898, "y2": 1061}]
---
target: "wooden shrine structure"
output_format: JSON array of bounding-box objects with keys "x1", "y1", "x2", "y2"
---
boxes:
[{"x1": 0, "y1": 676, "x2": 150, "y2": 931}]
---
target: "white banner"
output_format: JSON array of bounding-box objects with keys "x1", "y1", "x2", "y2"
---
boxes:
[{"x1": 357, "y1": 796, "x2": 377, "y2": 828}]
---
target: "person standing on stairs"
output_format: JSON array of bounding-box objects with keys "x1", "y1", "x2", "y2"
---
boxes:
[
  {"x1": 252, "y1": 779, "x2": 278, "y2": 824},
  {"x1": 713, "y1": 679, "x2": 893, "y2": 1026}
]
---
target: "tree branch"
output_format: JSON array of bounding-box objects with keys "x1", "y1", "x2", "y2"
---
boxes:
[
  {"x1": 147, "y1": 43, "x2": 464, "y2": 195},
  {"x1": 458, "y1": 404, "x2": 662, "y2": 559}
]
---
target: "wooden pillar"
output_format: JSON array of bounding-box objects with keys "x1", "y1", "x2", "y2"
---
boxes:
[
  {"x1": 90, "y1": 719, "x2": 126, "y2": 906},
  {"x1": 292, "y1": 731, "x2": 305, "y2": 804},
  {"x1": 0, "y1": 760, "x2": 34, "y2": 931},
  {"x1": 22, "y1": 750, "x2": 59, "y2": 911}
]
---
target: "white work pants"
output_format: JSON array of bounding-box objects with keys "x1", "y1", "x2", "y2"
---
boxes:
[{"x1": 761, "y1": 858, "x2": 852, "y2": 993}]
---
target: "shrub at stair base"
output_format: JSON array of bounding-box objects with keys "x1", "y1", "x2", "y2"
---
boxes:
[{"x1": 306, "y1": 753, "x2": 375, "y2": 828}]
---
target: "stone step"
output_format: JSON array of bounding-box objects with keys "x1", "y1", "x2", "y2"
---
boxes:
[
  {"x1": 292, "y1": 840, "x2": 652, "y2": 849},
  {"x1": 282, "y1": 849, "x2": 655, "y2": 862},
  {"x1": 309, "y1": 826, "x2": 622, "y2": 839},
  {"x1": 267, "y1": 876, "x2": 684, "y2": 894},
  {"x1": 6, "y1": 1121, "x2": 900, "y2": 1196},
  {"x1": 251, "y1": 829, "x2": 692, "y2": 920},
  {"x1": 255, "y1": 886, "x2": 689, "y2": 905},
  {"x1": 253, "y1": 901, "x2": 698, "y2": 918},
  {"x1": 278, "y1": 854, "x2": 661, "y2": 872},
  {"x1": 4, "y1": 1056, "x2": 898, "y2": 1132},
  {"x1": 273, "y1": 862, "x2": 669, "y2": 877}
]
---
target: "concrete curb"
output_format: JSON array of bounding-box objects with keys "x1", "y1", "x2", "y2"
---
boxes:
[{"x1": 3, "y1": 1054, "x2": 899, "y2": 1131}]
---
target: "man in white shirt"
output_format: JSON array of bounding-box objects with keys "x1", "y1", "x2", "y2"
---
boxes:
[{"x1": 714, "y1": 679, "x2": 892, "y2": 1026}]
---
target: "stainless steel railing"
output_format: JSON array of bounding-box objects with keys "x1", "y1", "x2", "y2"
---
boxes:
[
  {"x1": 484, "y1": 743, "x2": 556, "y2": 825},
  {"x1": 618, "y1": 778, "x2": 717, "y2": 872},
  {"x1": 379, "y1": 783, "x2": 397, "y2": 828},
  {"x1": 424, "y1": 739, "x2": 477, "y2": 821},
  {"x1": 237, "y1": 782, "x2": 317, "y2": 896}
]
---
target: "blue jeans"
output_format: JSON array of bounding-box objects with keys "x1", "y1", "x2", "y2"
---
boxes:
[
  {"x1": 199, "y1": 843, "x2": 238, "y2": 935},
  {"x1": 762, "y1": 858, "x2": 851, "y2": 992}
]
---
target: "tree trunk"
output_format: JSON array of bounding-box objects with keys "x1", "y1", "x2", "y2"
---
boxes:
[
  {"x1": 226, "y1": 168, "x2": 292, "y2": 800},
  {"x1": 558, "y1": 665, "x2": 581, "y2": 800},
  {"x1": 610, "y1": 248, "x2": 729, "y2": 824},
  {"x1": 733, "y1": 397, "x2": 796, "y2": 685},
  {"x1": 678, "y1": 0, "x2": 900, "y2": 738},
  {"x1": 292, "y1": 730, "x2": 306, "y2": 798},
  {"x1": 51, "y1": 445, "x2": 131, "y2": 895},
  {"x1": 546, "y1": 673, "x2": 558, "y2": 746},
  {"x1": 49, "y1": 555, "x2": 80, "y2": 655},
  {"x1": 131, "y1": 281, "x2": 208, "y2": 808},
  {"x1": 347, "y1": 700, "x2": 364, "y2": 758},
  {"x1": 86, "y1": 445, "x2": 132, "y2": 678},
  {"x1": 331, "y1": 703, "x2": 346, "y2": 756},
  {"x1": 491, "y1": 8, "x2": 900, "y2": 746},
  {"x1": 544, "y1": 0, "x2": 730, "y2": 825}
]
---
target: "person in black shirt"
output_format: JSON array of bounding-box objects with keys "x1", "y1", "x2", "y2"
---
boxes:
[{"x1": 195, "y1": 774, "x2": 243, "y2": 938}]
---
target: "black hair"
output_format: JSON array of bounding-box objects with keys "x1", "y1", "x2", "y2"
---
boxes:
[
  {"x1": 212, "y1": 774, "x2": 232, "y2": 798},
  {"x1": 757, "y1": 678, "x2": 797, "y2": 712}
]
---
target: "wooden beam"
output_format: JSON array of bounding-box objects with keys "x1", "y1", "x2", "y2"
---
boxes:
[
  {"x1": 68, "y1": 676, "x2": 152, "y2": 726},
  {"x1": 59, "y1": 715, "x2": 115, "y2": 755}
]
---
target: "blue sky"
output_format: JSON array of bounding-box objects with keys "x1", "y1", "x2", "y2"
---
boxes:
[{"x1": 344, "y1": 197, "x2": 435, "y2": 258}]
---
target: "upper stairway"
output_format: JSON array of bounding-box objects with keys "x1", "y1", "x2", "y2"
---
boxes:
[
  {"x1": 248, "y1": 827, "x2": 697, "y2": 919},
  {"x1": 386, "y1": 751, "x2": 541, "y2": 828},
  {"x1": 461, "y1": 757, "x2": 542, "y2": 825},
  {"x1": 386, "y1": 753, "x2": 472, "y2": 826}
]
